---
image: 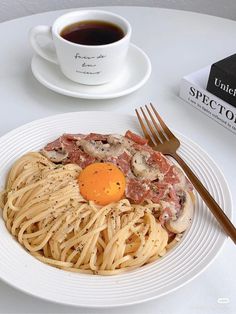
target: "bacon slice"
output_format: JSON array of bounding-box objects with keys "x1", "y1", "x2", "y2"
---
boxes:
[
  {"x1": 163, "y1": 165, "x2": 181, "y2": 184},
  {"x1": 43, "y1": 133, "x2": 95, "y2": 168},
  {"x1": 62, "y1": 133, "x2": 85, "y2": 141},
  {"x1": 125, "y1": 178, "x2": 150, "y2": 203},
  {"x1": 44, "y1": 138, "x2": 62, "y2": 151},
  {"x1": 166, "y1": 189, "x2": 181, "y2": 209},
  {"x1": 84, "y1": 133, "x2": 109, "y2": 141},
  {"x1": 63, "y1": 149, "x2": 95, "y2": 168},
  {"x1": 44, "y1": 134, "x2": 84, "y2": 152},
  {"x1": 60, "y1": 134, "x2": 78, "y2": 152},
  {"x1": 146, "y1": 152, "x2": 170, "y2": 174},
  {"x1": 125, "y1": 130, "x2": 148, "y2": 145},
  {"x1": 148, "y1": 182, "x2": 170, "y2": 202},
  {"x1": 106, "y1": 152, "x2": 131, "y2": 175}
]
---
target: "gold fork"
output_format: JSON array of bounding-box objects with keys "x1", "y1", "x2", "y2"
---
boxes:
[{"x1": 135, "y1": 103, "x2": 236, "y2": 244}]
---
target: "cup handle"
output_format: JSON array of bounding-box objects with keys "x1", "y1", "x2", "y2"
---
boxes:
[{"x1": 29, "y1": 25, "x2": 58, "y2": 64}]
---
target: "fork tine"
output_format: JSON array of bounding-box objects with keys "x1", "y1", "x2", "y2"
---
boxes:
[
  {"x1": 145, "y1": 105, "x2": 167, "y2": 142},
  {"x1": 150, "y1": 103, "x2": 175, "y2": 139},
  {"x1": 140, "y1": 107, "x2": 162, "y2": 145},
  {"x1": 135, "y1": 109, "x2": 155, "y2": 146}
]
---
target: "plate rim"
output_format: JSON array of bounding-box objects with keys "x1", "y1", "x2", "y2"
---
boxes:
[
  {"x1": 0, "y1": 111, "x2": 232, "y2": 308},
  {"x1": 31, "y1": 43, "x2": 152, "y2": 100}
]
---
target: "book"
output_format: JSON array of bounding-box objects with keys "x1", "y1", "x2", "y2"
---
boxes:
[
  {"x1": 179, "y1": 66, "x2": 236, "y2": 135},
  {"x1": 207, "y1": 54, "x2": 236, "y2": 107}
]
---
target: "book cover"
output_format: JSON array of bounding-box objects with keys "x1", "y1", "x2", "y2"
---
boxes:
[{"x1": 179, "y1": 66, "x2": 236, "y2": 135}]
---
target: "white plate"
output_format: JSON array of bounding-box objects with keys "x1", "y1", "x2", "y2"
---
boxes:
[
  {"x1": 31, "y1": 44, "x2": 151, "y2": 99},
  {"x1": 0, "y1": 112, "x2": 232, "y2": 308}
]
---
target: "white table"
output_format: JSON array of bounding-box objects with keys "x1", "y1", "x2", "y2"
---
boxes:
[{"x1": 0, "y1": 6, "x2": 235, "y2": 314}]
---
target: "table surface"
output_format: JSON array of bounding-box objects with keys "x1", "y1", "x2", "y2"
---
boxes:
[{"x1": 0, "y1": 6, "x2": 235, "y2": 314}]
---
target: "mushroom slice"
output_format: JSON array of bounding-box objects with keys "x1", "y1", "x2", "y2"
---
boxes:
[
  {"x1": 107, "y1": 134, "x2": 136, "y2": 154},
  {"x1": 41, "y1": 149, "x2": 68, "y2": 163},
  {"x1": 131, "y1": 151, "x2": 164, "y2": 181},
  {"x1": 78, "y1": 139, "x2": 124, "y2": 160},
  {"x1": 165, "y1": 191, "x2": 194, "y2": 233}
]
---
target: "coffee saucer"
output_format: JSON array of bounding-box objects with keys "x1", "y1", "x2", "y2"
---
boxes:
[{"x1": 31, "y1": 43, "x2": 151, "y2": 99}]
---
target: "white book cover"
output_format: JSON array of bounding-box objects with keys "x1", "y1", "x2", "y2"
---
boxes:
[{"x1": 179, "y1": 66, "x2": 236, "y2": 135}]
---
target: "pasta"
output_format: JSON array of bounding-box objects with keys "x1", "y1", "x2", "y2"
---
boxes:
[{"x1": 1, "y1": 152, "x2": 170, "y2": 275}]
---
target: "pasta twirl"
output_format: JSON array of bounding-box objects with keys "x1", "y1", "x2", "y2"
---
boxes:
[{"x1": 1, "y1": 152, "x2": 169, "y2": 275}]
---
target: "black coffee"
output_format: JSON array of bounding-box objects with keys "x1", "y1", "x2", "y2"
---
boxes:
[{"x1": 60, "y1": 20, "x2": 124, "y2": 45}]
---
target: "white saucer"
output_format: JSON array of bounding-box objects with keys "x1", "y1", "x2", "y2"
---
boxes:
[{"x1": 31, "y1": 44, "x2": 151, "y2": 100}]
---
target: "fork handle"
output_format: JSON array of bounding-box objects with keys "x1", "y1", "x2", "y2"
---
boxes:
[{"x1": 172, "y1": 152, "x2": 236, "y2": 244}]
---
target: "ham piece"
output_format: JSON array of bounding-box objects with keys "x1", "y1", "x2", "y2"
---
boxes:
[{"x1": 42, "y1": 131, "x2": 193, "y2": 209}]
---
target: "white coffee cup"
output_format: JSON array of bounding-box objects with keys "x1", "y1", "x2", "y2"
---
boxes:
[{"x1": 29, "y1": 10, "x2": 132, "y2": 85}]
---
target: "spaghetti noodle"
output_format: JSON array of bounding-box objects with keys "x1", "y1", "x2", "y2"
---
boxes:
[{"x1": 1, "y1": 152, "x2": 170, "y2": 275}]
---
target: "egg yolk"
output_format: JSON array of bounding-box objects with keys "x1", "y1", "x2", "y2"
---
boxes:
[{"x1": 78, "y1": 163, "x2": 126, "y2": 206}]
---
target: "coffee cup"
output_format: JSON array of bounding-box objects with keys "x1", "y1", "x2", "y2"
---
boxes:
[{"x1": 29, "y1": 10, "x2": 132, "y2": 85}]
